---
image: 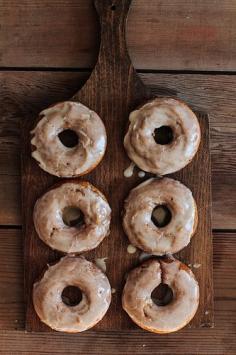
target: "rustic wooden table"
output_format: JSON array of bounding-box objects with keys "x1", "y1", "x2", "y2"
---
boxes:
[{"x1": 0, "y1": 1, "x2": 236, "y2": 354}]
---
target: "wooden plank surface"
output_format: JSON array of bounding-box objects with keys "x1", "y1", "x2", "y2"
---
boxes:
[
  {"x1": 0, "y1": 0, "x2": 236, "y2": 70},
  {"x1": 1, "y1": 72, "x2": 236, "y2": 228},
  {"x1": 0, "y1": 0, "x2": 235, "y2": 353},
  {"x1": 0, "y1": 230, "x2": 235, "y2": 353}
]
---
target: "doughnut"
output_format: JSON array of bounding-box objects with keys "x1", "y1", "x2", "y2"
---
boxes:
[
  {"x1": 33, "y1": 256, "x2": 111, "y2": 332},
  {"x1": 124, "y1": 98, "x2": 201, "y2": 175},
  {"x1": 31, "y1": 101, "x2": 107, "y2": 177},
  {"x1": 123, "y1": 178, "x2": 197, "y2": 255},
  {"x1": 122, "y1": 257, "x2": 199, "y2": 333},
  {"x1": 33, "y1": 181, "x2": 111, "y2": 253}
]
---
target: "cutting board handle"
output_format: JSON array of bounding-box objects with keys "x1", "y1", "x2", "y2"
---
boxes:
[
  {"x1": 93, "y1": 0, "x2": 133, "y2": 70},
  {"x1": 74, "y1": 0, "x2": 148, "y2": 104},
  {"x1": 94, "y1": 0, "x2": 132, "y2": 18}
]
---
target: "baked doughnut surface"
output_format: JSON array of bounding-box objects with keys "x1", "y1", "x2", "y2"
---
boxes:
[
  {"x1": 33, "y1": 256, "x2": 111, "y2": 332},
  {"x1": 122, "y1": 258, "x2": 199, "y2": 333},
  {"x1": 31, "y1": 101, "x2": 107, "y2": 177},
  {"x1": 124, "y1": 98, "x2": 201, "y2": 175},
  {"x1": 123, "y1": 178, "x2": 197, "y2": 255},
  {"x1": 33, "y1": 181, "x2": 111, "y2": 253}
]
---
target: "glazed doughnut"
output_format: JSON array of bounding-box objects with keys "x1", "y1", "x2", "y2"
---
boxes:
[
  {"x1": 122, "y1": 257, "x2": 199, "y2": 333},
  {"x1": 31, "y1": 101, "x2": 107, "y2": 177},
  {"x1": 124, "y1": 98, "x2": 201, "y2": 175},
  {"x1": 33, "y1": 256, "x2": 111, "y2": 332},
  {"x1": 123, "y1": 178, "x2": 197, "y2": 255},
  {"x1": 33, "y1": 181, "x2": 111, "y2": 253}
]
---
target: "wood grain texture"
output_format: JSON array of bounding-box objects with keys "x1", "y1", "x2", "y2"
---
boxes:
[
  {"x1": 0, "y1": 0, "x2": 235, "y2": 352},
  {"x1": 21, "y1": 0, "x2": 213, "y2": 332},
  {"x1": 1, "y1": 0, "x2": 236, "y2": 70},
  {"x1": 1, "y1": 72, "x2": 236, "y2": 228},
  {"x1": 0, "y1": 230, "x2": 235, "y2": 354}
]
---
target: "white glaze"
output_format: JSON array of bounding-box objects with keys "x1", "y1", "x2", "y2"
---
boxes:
[
  {"x1": 31, "y1": 101, "x2": 107, "y2": 177},
  {"x1": 124, "y1": 98, "x2": 201, "y2": 175},
  {"x1": 122, "y1": 258, "x2": 199, "y2": 333},
  {"x1": 95, "y1": 257, "x2": 108, "y2": 273},
  {"x1": 123, "y1": 178, "x2": 197, "y2": 255},
  {"x1": 124, "y1": 162, "x2": 135, "y2": 178},
  {"x1": 33, "y1": 181, "x2": 111, "y2": 254},
  {"x1": 127, "y1": 244, "x2": 137, "y2": 254},
  {"x1": 33, "y1": 256, "x2": 111, "y2": 333},
  {"x1": 193, "y1": 263, "x2": 201, "y2": 268}
]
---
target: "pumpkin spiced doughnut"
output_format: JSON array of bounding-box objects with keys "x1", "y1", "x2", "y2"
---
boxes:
[
  {"x1": 33, "y1": 256, "x2": 111, "y2": 332},
  {"x1": 33, "y1": 181, "x2": 111, "y2": 254},
  {"x1": 31, "y1": 101, "x2": 107, "y2": 177},
  {"x1": 122, "y1": 257, "x2": 199, "y2": 333},
  {"x1": 123, "y1": 178, "x2": 197, "y2": 255},
  {"x1": 124, "y1": 98, "x2": 201, "y2": 175}
]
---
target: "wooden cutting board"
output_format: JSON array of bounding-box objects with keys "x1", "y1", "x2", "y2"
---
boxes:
[{"x1": 21, "y1": 0, "x2": 213, "y2": 332}]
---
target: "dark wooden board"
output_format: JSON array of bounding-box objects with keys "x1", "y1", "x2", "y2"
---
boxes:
[{"x1": 21, "y1": 0, "x2": 213, "y2": 332}]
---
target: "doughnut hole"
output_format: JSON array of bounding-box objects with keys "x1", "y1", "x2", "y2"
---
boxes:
[
  {"x1": 151, "y1": 283, "x2": 173, "y2": 306},
  {"x1": 61, "y1": 286, "x2": 83, "y2": 307},
  {"x1": 151, "y1": 205, "x2": 172, "y2": 228},
  {"x1": 154, "y1": 126, "x2": 173, "y2": 145},
  {"x1": 58, "y1": 129, "x2": 79, "y2": 148},
  {"x1": 62, "y1": 206, "x2": 85, "y2": 228}
]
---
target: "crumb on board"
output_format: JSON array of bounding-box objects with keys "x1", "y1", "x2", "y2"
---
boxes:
[{"x1": 127, "y1": 244, "x2": 137, "y2": 254}]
